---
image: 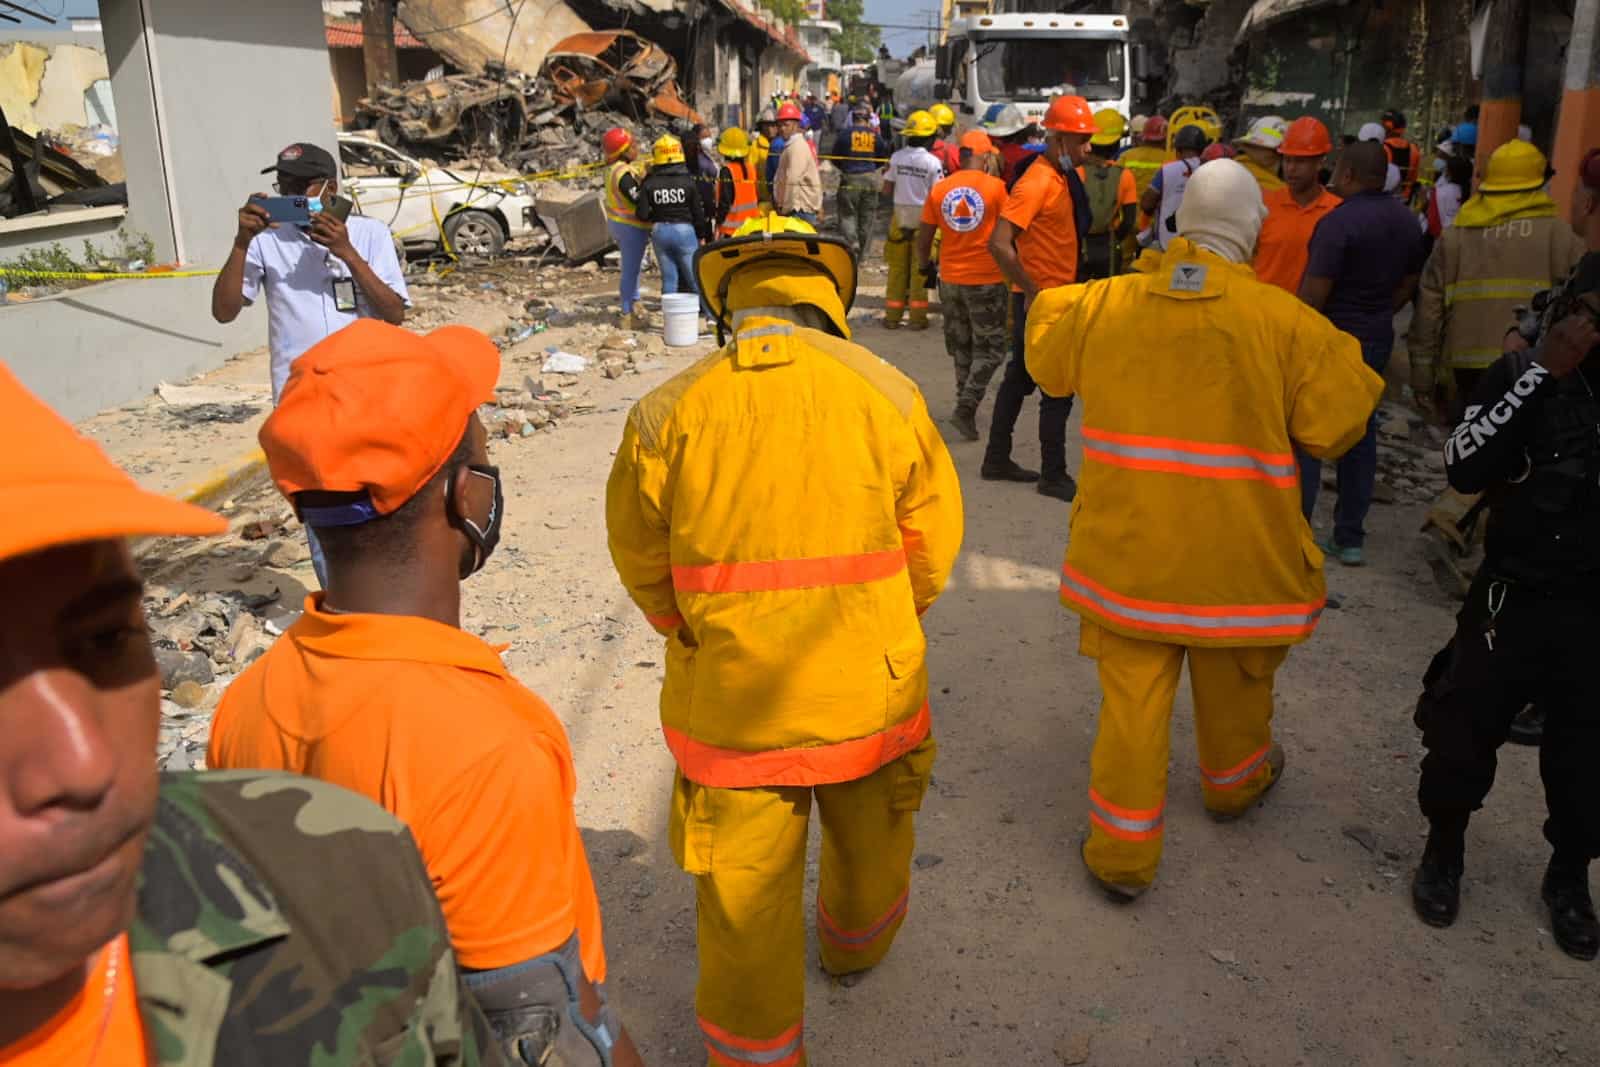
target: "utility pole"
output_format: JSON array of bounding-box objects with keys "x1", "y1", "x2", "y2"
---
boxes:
[
  {"x1": 1551, "y1": 0, "x2": 1600, "y2": 221},
  {"x1": 362, "y1": 0, "x2": 401, "y2": 96},
  {"x1": 1474, "y1": 0, "x2": 1529, "y2": 176}
]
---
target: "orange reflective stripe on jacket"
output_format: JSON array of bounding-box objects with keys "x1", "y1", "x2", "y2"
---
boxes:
[
  {"x1": 664, "y1": 701, "x2": 930, "y2": 788},
  {"x1": 1088, "y1": 787, "x2": 1164, "y2": 842},
  {"x1": 700, "y1": 1016, "x2": 804, "y2": 1067},
  {"x1": 1200, "y1": 742, "x2": 1271, "y2": 790},
  {"x1": 1061, "y1": 564, "x2": 1323, "y2": 641},
  {"x1": 718, "y1": 159, "x2": 761, "y2": 235},
  {"x1": 644, "y1": 611, "x2": 684, "y2": 631},
  {"x1": 817, "y1": 888, "x2": 909, "y2": 953},
  {"x1": 672, "y1": 547, "x2": 906, "y2": 594},
  {"x1": 1082, "y1": 427, "x2": 1298, "y2": 488}
]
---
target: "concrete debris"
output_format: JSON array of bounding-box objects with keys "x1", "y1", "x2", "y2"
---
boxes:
[
  {"x1": 168, "y1": 680, "x2": 208, "y2": 710},
  {"x1": 154, "y1": 647, "x2": 215, "y2": 690},
  {"x1": 156, "y1": 381, "x2": 268, "y2": 424},
  {"x1": 352, "y1": 30, "x2": 697, "y2": 170}
]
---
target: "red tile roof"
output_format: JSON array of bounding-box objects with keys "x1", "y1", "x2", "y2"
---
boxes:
[{"x1": 326, "y1": 18, "x2": 430, "y2": 50}]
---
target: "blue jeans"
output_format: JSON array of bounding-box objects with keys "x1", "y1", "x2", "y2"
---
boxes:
[
  {"x1": 607, "y1": 221, "x2": 650, "y2": 312},
  {"x1": 1299, "y1": 334, "x2": 1391, "y2": 548},
  {"x1": 651, "y1": 223, "x2": 699, "y2": 294},
  {"x1": 788, "y1": 210, "x2": 818, "y2": 226}
]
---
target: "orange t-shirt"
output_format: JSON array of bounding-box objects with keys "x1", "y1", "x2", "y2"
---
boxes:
[
  {"x1": 1254, "y1": 185, "x2": 1342, "y2": 294},
  {"x1": 208, "y1": 597, "x2": 608, "y2": 979},
  {"x1": 920, "y1": 169, "x2": 1008, "y2": 286},
  {"x1": 1000, "y1": 158, "x2": 1080, "y2": 290},
  {"x1": 0, "y1": 936, "x2": 147, "y2": 1066},
  {"x1": 1074, "y1": 164, "x2": 1139, "y2": 209}
]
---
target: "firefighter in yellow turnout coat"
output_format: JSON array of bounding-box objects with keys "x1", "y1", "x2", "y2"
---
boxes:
[
  {"x1": 1025, "y1": 161, "x2": 1384, "y2": 898},
  {"x1": 606, "y1": 215, "x2": 963, "y2": 1065}
]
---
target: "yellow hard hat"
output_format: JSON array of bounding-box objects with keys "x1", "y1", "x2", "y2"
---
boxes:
[
  {"x1": 717, "y1": 127, "x2": 751, "y2": 159},
  {"x1": 1090, "y1": 109, "x2": 1127, "y2": 147},
  {"x1": 904, "y1": 110, "x2": 939, "y2": 139},
  {"x1": 1479, "y1": 139, "x2": 1550, "y2": 193},
  {"x1": 930, "y1": 103, "x2": 957, "y2": 128},
  {"x1": 652, "y1": 134, "x2": 685, "y2": 166},
  {"x1": 696, "y1": 213, "x2": 856, "y2": 338}
]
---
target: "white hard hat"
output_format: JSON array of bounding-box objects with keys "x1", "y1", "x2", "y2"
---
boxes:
[
  {"x1": 1357, "y1": 122, "x2": 1386, "y2": 143},
  {"x1": 1236, "y1": 115, "x2": 1288, "y2": 149}
]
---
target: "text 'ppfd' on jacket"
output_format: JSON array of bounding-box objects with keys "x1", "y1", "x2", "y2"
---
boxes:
[
  {"x1": 1025, "y1": 239, "x2": 1385, "y2": 648},
  {"x1": 606, "y1": 318, "x2": 964, "y2": 789}
]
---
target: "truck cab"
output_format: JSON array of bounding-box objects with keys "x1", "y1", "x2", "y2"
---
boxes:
[{"x1": 935, "y1": 13, "x2": 1135, "y2": 129}]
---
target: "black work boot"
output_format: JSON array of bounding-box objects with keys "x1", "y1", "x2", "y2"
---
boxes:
[
  {"x1": 981, "y1": 458, "x2": 1039, "y2": 482},
  {"x1": 1411, "y1": 821, "x2": 1466, "y2": 928},
  {"x1": 1037, "y1": 473, "x2": 1077, "y2": 503},
  {"x1": 1542, "y1": 856, "x2": 1599, "y2": 961},
  {"x1": 1507, "y1": 704, "x2": 1545, "y2": 747},
  {"x1": 947, "y1": 405, "x2": 979, "y2": 441}
]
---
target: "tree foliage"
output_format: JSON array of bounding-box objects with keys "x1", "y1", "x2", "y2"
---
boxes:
[
  {"x1": 760, "y1": 0, "x2": 808, "y2": 25},
  {"x1": 829, "y1": 0, "x2": 881, "y2": 64}
]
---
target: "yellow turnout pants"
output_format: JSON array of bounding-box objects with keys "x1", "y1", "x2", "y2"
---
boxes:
[
  {"x1": 670, "y1": 736, "x2": 937, "y2": 1067},
  {"x1": 1079, "y1": 622, "x2": 1288, "y2": 889},
  {"x1": 884, "y1": 219, "x2": 928, "y2": 326}
]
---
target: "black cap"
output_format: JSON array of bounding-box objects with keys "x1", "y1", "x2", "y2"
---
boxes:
[
  {"x1": 1383, "y1": 109, "x2": 1408, "y2": 129},
  {"x1": 262, "y1": 142, "x2": 337, "y2": 179},
  {"x1": 1174, "y1": 125, "x2": 1210, "y2": 153}
]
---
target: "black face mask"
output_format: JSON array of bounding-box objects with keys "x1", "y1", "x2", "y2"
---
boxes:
[{"x1": 447, "y1": 463, "x2": 503, "y2": 579}]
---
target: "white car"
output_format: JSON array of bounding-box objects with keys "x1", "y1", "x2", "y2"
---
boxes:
[{"x1": 336, "y1": 132, "x2": 537, "y2": 258}]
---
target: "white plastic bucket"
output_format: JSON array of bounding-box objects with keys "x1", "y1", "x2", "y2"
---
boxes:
[{"x1": 661, "y1": 292, "x2": 701, "y2": 347}]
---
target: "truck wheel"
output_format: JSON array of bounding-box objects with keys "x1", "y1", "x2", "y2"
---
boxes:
[{"x1": 444, "y1": 210, "x2": 505, "y2": 259}]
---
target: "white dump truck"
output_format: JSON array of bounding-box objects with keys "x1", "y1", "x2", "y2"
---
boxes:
[{"x1": 922, "y1": 11, "x2": 1147, "y2": 129}]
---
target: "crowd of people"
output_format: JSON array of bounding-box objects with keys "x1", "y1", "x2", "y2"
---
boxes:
[{"x1": 4, "y1": 84, "x2": 1600, "y2": 1067}]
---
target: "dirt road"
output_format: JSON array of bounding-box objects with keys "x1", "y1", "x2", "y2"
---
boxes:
[{"x1": 100, "y1": 265, "x2": 1598, "y2": 1066}]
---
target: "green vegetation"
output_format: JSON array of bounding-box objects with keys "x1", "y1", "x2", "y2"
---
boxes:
[
  {"x1": 831, "y1": 0, "x2": 881, "y2": 65},
  {"x1": 0, "y1": 228, "x2": 159, "y2": 289}
]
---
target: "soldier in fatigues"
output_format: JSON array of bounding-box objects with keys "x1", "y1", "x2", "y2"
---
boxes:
[
  {"x1": 832, "y1": 103, "x2": 889, "y2": 257},
  {"x1": 917, "y1": 130, "x2": 1012, "y2": 439},
  {"x1": 0, "y1": 365, "x2": 500, "y2": 1066}
]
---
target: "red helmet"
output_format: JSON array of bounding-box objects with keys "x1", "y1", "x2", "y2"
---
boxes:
[
  {"x1": 1279, "y1": 116, "x2": 1333, "y2": 157},
  {"x1": 776, "y1": 102, "x2": 803, "y2": 121},
  {"x1": 1200, "y1": 142, "x2": 1235, "y2": 163},
  {"x1": 601, "y1": 127, "x2": 633, "y2": 162},
  {"x1": 1142, "y1": 115, "x2": 1168, "y2": 145},
  {"x1": 1041, "y1": 95, "x2": 1097, "y2": 136}
]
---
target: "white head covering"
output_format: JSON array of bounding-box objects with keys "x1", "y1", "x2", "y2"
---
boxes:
[
  {"x1": 1357, "y1": 122, "x2": 1386, "y2": 142},
  {"x1": 1176, "y1": 159, "x2": 1267, "y2": 264}
]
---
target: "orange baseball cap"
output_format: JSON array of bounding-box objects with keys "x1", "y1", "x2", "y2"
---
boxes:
[
  {"x1": 260, "y1": 319, "x2": 499, "y2": 522},
  {"x1": 0, "y1": 364, "x2": 226, "y2": 561},
  {"x1": 959, "y1": 129, "x2": 995, "y2": 154}
]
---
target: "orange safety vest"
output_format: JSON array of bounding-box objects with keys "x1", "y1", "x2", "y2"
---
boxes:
[
  {"x1": 605, "y1": 161, "x2": 648, "y2": 230},
  {"x1": 716, "y1": 160, "x2": 761, "y2": 236}
]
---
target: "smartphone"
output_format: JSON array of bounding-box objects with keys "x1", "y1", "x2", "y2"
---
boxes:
[{"x1": 249, "y1": 194, "x2": 352, "y2": 227}]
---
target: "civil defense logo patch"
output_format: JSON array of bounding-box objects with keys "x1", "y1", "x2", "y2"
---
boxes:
[{"x1": 940, "y1": 185, "x2": 985, "y2": 233}]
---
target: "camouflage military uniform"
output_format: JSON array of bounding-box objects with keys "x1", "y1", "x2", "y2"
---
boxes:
[
  {"x1": 132, "y1": 770, "x2": 502, "y2": 1066},
  {"x1": 939, "y1": 279, "x2": 1010, "y2": 415}
]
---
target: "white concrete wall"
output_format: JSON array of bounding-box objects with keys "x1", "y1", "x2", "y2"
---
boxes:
[{"x1": 0, "y1": 0, "x2": 332, "y2": 420}]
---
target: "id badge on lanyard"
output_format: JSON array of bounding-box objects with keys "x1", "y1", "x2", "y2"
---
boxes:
[{"x1": 332, "y1": 278, "x2": 357, "y2": 312}]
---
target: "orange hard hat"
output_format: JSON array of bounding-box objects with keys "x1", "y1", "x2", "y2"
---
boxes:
[
  {"x1": 1041, "y1": 95, "x2": 1097, "y2": 136},
  {"x1": 776, "y1": 102, "x2": 803, "y2": 121},
  {"x1": 958, "y1": 128, "x2": 995, "y2": 154},
  {"x1": 0, "y1": 365, "x2": 226, "y2": 563},
  {"x1": 262, "y1": 320, "x2": 500, "y2": 520},
  {"x1": 601, "y1": 127, "x2": 633, "y2": 162},
  {"x1": 1142, "y1": 115, "x2": 1168, "y2": 144},
  {"x1": 1280, "y1": 116, "x2": 1333, "y2": 157}
]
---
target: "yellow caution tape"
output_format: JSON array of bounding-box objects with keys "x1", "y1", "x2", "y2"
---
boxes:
[{"x1": 0, "y1": 266, "x2": 220, "y2": 280}]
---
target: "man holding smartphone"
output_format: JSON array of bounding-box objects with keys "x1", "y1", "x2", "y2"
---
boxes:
[{"x1": 211, "y1": 142, "x2": 409, "y2": 403}]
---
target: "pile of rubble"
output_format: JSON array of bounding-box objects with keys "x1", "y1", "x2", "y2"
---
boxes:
[{"x1": 353, "y1": 30, "x2": 698, "y2": 173}]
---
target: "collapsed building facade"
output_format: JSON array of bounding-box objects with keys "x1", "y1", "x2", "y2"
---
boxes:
[{"x1": 350, "y1": 0, "x2": 809, "y2": 163}]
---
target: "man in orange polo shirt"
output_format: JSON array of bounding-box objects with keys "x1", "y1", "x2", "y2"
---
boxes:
[
  {"x1": 1254, "y1": 117, "x2": 1341, "y2": 294},
  {"x1": 208, "y1": 320, "x2": 643, "y2": 1067},
  {"x1": 983, "y1": 94, "x2": 1098, "y2": 502},
  {"x1": 917, "y1": 129, "x2": 1010, "y2": 440}
]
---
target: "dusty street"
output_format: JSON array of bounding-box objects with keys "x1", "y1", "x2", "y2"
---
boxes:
[{"x1": 91, "y1": 261, "x2": 1599, "y2": 1067}]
